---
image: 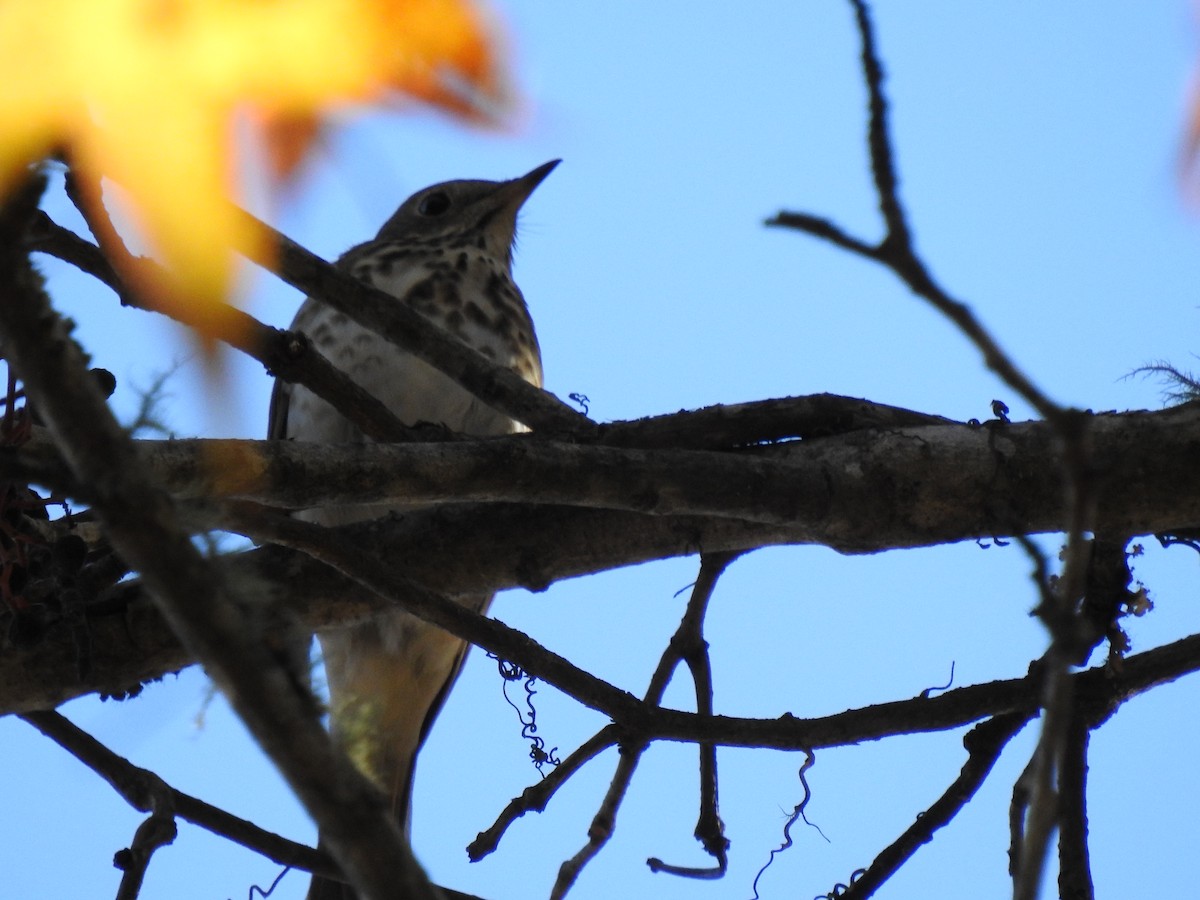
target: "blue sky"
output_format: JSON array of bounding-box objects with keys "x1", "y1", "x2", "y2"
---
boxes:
[{"x1": 4, "y1": 3, "x2": 1200, "y2": 899}]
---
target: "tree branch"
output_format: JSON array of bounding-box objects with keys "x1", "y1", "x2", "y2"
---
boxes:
[
  {"x1": 555, "y1": 552, "x2": 738, "y2": 897},
  {"x1": 1057, "y1": 712, "x2": 1094, "y2": 900},
  {"x1": 645, "y1": 551, "x2": 738, "y2": 879},
  {"x1": 6, "y1": 404, "x2": 1199, "y2": 557},
  {"x1": 469, "y1": 726, "x2": 620, "y2": 861},
  {"x1": 233, "y1": 206, "x2": 595, "y2": 437},
  {"x1": 21, "y1": 710, "x2": 335, "y2": 877},
  {"x1": 768, "y1": 0, "x2": 1061, "y2": 423},
  {"x1": 840, "y1": 712, "x2": 1031, "y2": 899},
  {"x1": 24, "y1": 209, "x2": 425, "y2": 444}
]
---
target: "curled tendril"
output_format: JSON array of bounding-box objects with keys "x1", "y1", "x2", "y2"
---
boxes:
[
  {"x1": 749, "y1": 749, "x2": 828, "y2": 900},
  {"x1": 487, "y1": 653, "x2": 561, "y2": 774},
  {"x1": 242, "y1": 866, "x2": 291, "y2": 900}
]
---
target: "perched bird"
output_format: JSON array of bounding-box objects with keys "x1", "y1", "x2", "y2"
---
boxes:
[{"x1": 267, "y1": 161, "x2": 557, "y2": 899}]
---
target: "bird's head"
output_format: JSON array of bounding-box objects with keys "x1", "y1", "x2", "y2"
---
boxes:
[{"x1": 376, "y1": 159, "x2": 560, "y2": 266}]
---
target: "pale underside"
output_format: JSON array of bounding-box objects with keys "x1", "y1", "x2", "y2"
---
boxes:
[{"x1": 274, "y1": 244, "x2": 543, "y2": 830}]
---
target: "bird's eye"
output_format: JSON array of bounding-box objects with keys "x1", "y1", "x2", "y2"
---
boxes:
[{"x1": 417, "y1": 192, "x2": 452, "y2": 216}]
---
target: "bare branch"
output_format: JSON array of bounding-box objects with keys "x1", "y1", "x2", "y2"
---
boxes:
[
  {"x1": 551, "y1": 732, "x2": 644, "y2": 900},
  {"x1": 20, "y1": 710, "x2": 336, "y2": 877},
  {"x1": 762, "y1": 8, "x2": 1119, "y2": 895},
  {"x1": 597, "y1": 393, "x2": 953, "y2": 449},
  {"x1": 0, "y1": 507, "x2": 791, "y2": 716},
  {"x1": 552, "y1": 553, "x2": 738, "y2": 896},
  {"x1": 6, "y1": 406, "x2": 1200, "y2": 561},
  {"x1": 645, "y1": 551, "x2": 739, "y2": 879},
  {"x1": 115, "y1": 790, "x2": 176, "y2": 900},
  {"x1": 840, "y1": 713, "x2": 1031, "y2": 900},
  {"x1": 232, "y1": 205, "x2": 595, "y2": 438},
  {"x1": 767, "y1": 0, "x2": 1061, "y2": 422},
  {"x1": 5, "y1": 481, "x2": 1199, "y2": 721},
  {"x1": 1057, "y1": 713, "x2": 1094, "y2": 900},
  {"x1": 469, "y1": 727, "x2": 620, "y2": 861},
  {"x1": 230, "y1": 503, "x2": 643, "y2": 724},
  {"x1": 21, "y1": 710, "x2": 500, "y2": 900},
  {"x1": 848, "y1": 0, "x2": 909, "y2": 248},
  {"x1": 24, "y1": 210, "x2": 423, "y2": 444}
]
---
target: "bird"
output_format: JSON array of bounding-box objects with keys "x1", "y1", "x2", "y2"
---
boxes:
[{"x1": 267, "y1": 160, "x2": 557, "y2": 899}]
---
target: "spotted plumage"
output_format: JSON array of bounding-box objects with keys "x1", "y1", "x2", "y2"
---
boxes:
[{"x1": 268, "y1": 161, "x2": 558, "y2": 900}]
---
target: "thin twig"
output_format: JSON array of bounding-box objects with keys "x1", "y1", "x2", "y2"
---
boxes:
[
  {"x1": 768, "y1": 5, "x2": 1108, "y2": 895},
  {"x1": 767, "y1": 0, "x2": 1062, "y2": 423},
  {"x1": 849, "y1": 0, "x2": 909, "y2": 248},
  {"x1": 22, "y1": 704, "x2": 185, "y2": 900},
  {"x1": 839, "y1": 713, "x2": 1031, "y2": 900},
  {"x1": 20, "y1": 710, "x2": 335, "y2": 877},
  {"x1": 225, "y1": 500, "x2": 643, "y2": 723},
  {"x1": 646, "y1": 551, "x2": 740, "y2": 878},
  {"x1": 115, "y1": 787, "x2": 176, "y2": 900},
  {"x1": 550, "y1": 733, "x2": 646, "y2": 900},
  {"x1": 468, "y1": 726, "x2": 620, "y2": 861},
  {"x1": 553, "y1": 553, "x2": 739, "y2": 897}
]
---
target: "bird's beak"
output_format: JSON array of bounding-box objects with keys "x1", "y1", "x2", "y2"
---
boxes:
[
  {"x1": 499, "y1": 159, "x2": 560, "y2": 210},
  {"x1": 482, "y1": 160, "x2": 560, "y2": 263}
]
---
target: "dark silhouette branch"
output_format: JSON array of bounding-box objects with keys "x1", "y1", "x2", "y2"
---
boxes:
[
  {"x1": 768, "y1": 0, "x2": 1060, "y2": 424},
  {"x1": 0, "y1": 176, "x2": 433, "y2": 900},
  {"x1": 229, "y1": 501, "x2": 645, "y2": 723},
  {"x1": 5, "y1": 405, "x2": 1200, "y2": 561},
  {"x1": 552, "y1": 553, "x2": 738, "y2": 897},
  {"x1": 20, "y1": 709, "x2": 496, "y2": 900},
  {"x1": 115, "y1": 783, "x2": 176, "y2": 900},
  {"x1": 21, "y1": 710, "x2": 335, "y2": 877},
  {"x1": 550, "y1": 732, "x2": 644, "y2": 900},
  {"x1": 645, "y1": 551, "x2": 738, "y2": 879},
  {"x1": 5, "y1": 487, "x2": 1199, "y2": 723},
  {"x1": 232, "y1": 205, "x2": 595, "y2": 438},
  {"x1": 24, "y1": 209, "x2": 425, "y2": 444},
  {"x1": 840, "y1": 712, "x2": 1032, "y2": 900},
  {"x1": 767, "y1": 4, "x2": 1114, "y2": 893},
  {"x1": 1057, "y1": 713, "x2": 1094, "y2": 900},
  {"x1": 469, "y1": 726, "x2": 621, "y2": 861}
]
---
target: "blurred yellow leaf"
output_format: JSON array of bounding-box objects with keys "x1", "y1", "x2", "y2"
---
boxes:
[{"x1": 0, "y1": 0, "x2": 510, "y2": 330}]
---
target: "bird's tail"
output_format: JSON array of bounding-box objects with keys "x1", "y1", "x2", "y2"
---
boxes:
[{"x1": 306, "y1": 597, "x2": 493, "y2": 899}]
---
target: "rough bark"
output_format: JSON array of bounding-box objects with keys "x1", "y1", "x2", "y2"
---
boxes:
[{"x1": 2, "y1": 401, "x2": 1198, "y2": 715}]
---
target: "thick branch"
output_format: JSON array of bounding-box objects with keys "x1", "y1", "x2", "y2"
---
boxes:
[
  {"x1": 1057, "y1": 713, "x2": 1094, "y2": 900},
  {"x1": 0, "y1": 508, "x2": 788, "y2": 715},
  {"x1": 10, "y1": 534, "x2": 1195, "y2": 758},
  {"x1": 5, "y1": 394, "x2": 1200, "y2": 715},
  {"x1": 6, "y1": 404, "x2": 1199, "y2": 553}
]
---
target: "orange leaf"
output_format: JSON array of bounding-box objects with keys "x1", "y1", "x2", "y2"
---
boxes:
[{"x1": 0, "y1": 0, "x2": 512, "y2": 330}]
